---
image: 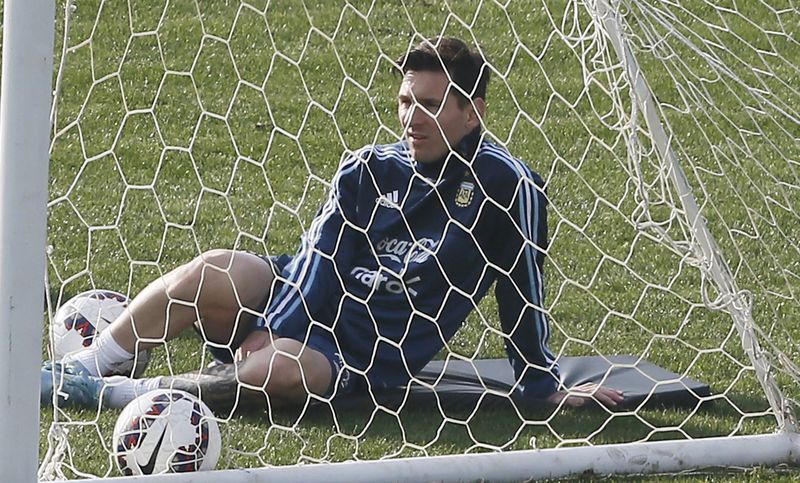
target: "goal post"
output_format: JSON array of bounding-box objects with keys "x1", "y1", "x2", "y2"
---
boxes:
[
  {"x1": 38, "y1": 0, "x2": 800, "y2": 481},
  {"x1": 0, "y1": 0, "x2": 56, "y2": 482}
]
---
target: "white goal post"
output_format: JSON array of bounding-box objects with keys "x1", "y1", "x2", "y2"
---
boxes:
[
  {"x1": 0, "y1": 0, "x2": 56, "y2": 482},
  {"x1": 18, "y1": 0, "x2": 800, "y2": 481}
]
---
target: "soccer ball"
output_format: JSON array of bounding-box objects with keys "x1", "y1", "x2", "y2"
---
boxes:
[
  {"x1": 112, "y1": 389, "x2": 221, "y2": 475},
  {"x1": 51, "y1": 289, "x2": 149, "y2": 377}
]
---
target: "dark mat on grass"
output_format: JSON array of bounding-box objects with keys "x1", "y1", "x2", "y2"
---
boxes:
[{"x1": 333, "y1": 356, "x2": 711, "y2": 411}]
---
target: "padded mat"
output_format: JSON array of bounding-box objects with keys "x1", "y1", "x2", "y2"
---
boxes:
[{"x1": 334, "y1": 356, "x2": 711, "y2": 411}]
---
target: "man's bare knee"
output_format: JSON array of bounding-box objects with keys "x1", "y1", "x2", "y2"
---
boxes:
[
  {"x1": 160, "y1": 250, "x2": 230, "y2": 300},
  {"x1": 198, "y1": 250, "x2": 272, "y2": 307},
  {"x1": 189, "y1": 251, "x2": 273, "y2": 342},
  {"x1": 264, "y1": 353, "x2": 306, "y2": 394},
  {"x1": 238, "y1": 339, "x2": 332, "y2": 401}
]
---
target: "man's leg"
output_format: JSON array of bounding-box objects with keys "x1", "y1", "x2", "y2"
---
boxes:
[
  {"x1": 240, "y1": 337, "x2": 333, "y2": 404},
  {"x1": 48, "y1": 337, "x2": 334, "y2": 413},
  {"x1": 61, "y1": 249, "x2": 274, "y2": 376},
  {"x1": 151, "y1": 337, "x2": 332, "y2": 411},
  {"x1": 112, "y1": 249, "x2": 274, "y2": 351}
]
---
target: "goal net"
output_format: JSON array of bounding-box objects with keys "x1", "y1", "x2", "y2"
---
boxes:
[{"x1": 40, "y1": 0, "x2": 799, "y2": 480}]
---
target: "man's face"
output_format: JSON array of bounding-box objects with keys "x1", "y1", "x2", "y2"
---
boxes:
[{"x1": 397, "y1": 70, "x2": 482, "y2": 163}]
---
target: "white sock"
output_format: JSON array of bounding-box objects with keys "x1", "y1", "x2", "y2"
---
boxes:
[
  {"x1": 65, "y1": 330, "x2": 135, "y2": 377},
  {"x1": 105, "y1": 376, "x2": 163, "y2": 409}
]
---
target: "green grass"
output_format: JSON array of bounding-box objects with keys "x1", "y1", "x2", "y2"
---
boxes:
[{"x1": 31, "y1": 0, "x2": 800, "y2": 480}]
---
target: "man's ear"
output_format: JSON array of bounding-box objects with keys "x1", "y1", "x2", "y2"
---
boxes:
[{"x1": 467, "y1": 97, "x2": 486, "y2": 130}]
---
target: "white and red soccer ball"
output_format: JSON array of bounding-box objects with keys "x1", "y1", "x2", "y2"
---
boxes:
[
  {"x1": 50, "y1": 289, "x2": 149, "y2": 377},
  {"x1": 112, "y1": 389, "x2": 221, "y2": 475}
]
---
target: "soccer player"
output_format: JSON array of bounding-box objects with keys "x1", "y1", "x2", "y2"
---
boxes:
[{"x1": 41, "y1": 37, "x2": 623, "y2": 412}]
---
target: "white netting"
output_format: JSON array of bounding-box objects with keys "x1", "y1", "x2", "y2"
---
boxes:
[{"x1": 41, "y1": 0, "x2": 799, "y2": 480}]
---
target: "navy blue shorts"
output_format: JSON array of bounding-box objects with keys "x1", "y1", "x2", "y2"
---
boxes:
[{"x1": 197, "y1": 254, "x2": 362, "y2": 398}]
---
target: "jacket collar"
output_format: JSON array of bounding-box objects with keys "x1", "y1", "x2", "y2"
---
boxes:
[{"x1": 414, "y1": 127, "x2": 482, "y2": 179}]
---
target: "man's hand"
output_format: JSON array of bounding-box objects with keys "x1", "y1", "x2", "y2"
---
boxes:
[
  {"x1": 546, "y1": 382, "x2": 624, "y2": 408},
  {"x1": 235, "y1": 330, "x2": 271, "y2": 363}
]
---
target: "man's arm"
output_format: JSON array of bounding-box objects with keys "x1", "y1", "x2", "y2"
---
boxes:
[
  {"x1": 493, "y1": 174, "x2": 560, "y2": 400},
  {"x1": 494, "y1": 174, "x2": 623, "y2": 407},
  {"x1": 255, "y1": 152, "x2": 366, "y2": 341}
]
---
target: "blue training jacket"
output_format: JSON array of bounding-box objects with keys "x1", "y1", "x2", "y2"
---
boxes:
[{"x1": 260, "y1": 128, "x2": 560, "y2": 399}]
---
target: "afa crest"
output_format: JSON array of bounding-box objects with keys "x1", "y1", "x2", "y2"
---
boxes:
[{"x1": 455, "y1": 181, "x2": 475, "y2": 207}]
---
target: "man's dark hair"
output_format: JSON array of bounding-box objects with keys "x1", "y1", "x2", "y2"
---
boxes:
[{"x1": 396, "y1": 37, "x2": 490, "y2": 106}]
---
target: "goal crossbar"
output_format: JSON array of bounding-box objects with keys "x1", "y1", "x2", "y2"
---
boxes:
[{"x1": 53, "y1": 433, "x2": 800, "y2": 483}]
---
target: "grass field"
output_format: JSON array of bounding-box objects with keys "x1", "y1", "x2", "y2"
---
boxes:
[{"x1": 29, "y1": 0, "x2": 800, "y2": 480}]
